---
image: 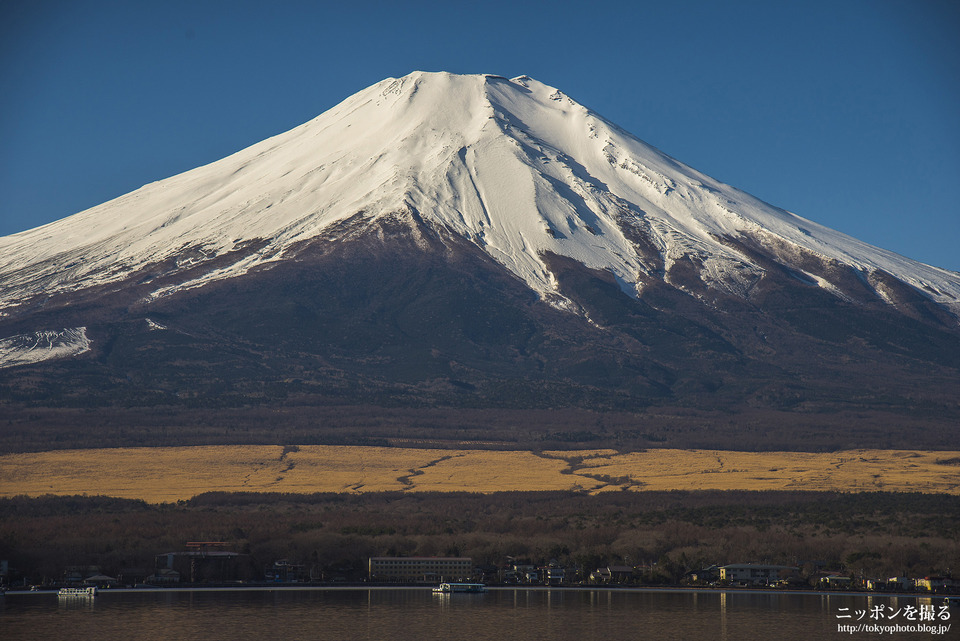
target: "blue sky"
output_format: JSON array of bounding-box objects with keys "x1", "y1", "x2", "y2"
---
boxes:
[{"x1": 2, "y1": 0, "x2": 958, "y2": 271}]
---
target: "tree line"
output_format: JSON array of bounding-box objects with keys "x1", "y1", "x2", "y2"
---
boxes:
[{"x1": 1, "y1": 490, "x2": 957, "y2": 586}]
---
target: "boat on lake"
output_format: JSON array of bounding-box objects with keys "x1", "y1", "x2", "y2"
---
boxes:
[
  {"x1": 432, "y1": 582, "x2": 486, "y2": 594},
  {"x1": 58, "y1": 587, "x2": 98, "y2": 597}
]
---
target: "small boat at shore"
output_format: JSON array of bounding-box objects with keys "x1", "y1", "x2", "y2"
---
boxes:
[
  {"x1": 58, "y1": 587, "x2": 97, "y2": 597},
  {"x1": 432, "y1": 582, "x2": 486, "y2": 594}
]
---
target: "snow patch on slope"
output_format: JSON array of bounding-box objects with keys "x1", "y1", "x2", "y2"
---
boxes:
[{"x1": 0, "y1": 328, "x2": 91, "y2": 368}]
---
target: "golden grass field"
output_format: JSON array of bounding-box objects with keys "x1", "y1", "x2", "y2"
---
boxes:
[{"x1": 1, "y1": 445, "x2": 958, "y2": 503}]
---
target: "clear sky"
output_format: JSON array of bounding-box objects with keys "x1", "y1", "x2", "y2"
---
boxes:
[{"x1": 2, "y1": 0, "x2": 958, "y2": 271}]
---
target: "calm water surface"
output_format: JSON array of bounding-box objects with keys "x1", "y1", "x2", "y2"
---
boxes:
[{"x1": 1, "y1": 587, "x2": 952, "y2": 640}]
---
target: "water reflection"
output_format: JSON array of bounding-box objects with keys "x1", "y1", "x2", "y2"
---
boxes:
[
  {"x1": 720, "y1": 590, "x2": 728, "y2": 640},
  {"x1": 1, "y1": 588, "x2": 951, "y2": 641}
]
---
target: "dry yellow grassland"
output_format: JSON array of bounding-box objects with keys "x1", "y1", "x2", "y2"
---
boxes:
[
  {"x1": 541, "y1": 448, "x2": 960, "y2": 494},
  {"x1": 0, "y1": 446, "x2": 957, "y2": 503}
]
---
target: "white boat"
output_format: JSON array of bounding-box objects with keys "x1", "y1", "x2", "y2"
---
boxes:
[
  {"x1": 58, "y1": 587, "x2": 97, "y2": 597},
  {"x1": 432, "y1": 582, "x2": 486, "y2": 594}
]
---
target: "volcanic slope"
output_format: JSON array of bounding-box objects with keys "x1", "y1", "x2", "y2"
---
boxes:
[{"x1": 1, "y1": 72, "x2": 958, "y2": 452}]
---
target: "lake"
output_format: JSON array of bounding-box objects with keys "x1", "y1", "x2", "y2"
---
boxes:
[{"x1": 0, "y1": 587, "x2": 953, "y2": 640}]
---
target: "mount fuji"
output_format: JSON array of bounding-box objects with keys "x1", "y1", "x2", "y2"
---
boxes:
[{"x1": 2, "y1": 72, "x2": 958, "y2": 452}]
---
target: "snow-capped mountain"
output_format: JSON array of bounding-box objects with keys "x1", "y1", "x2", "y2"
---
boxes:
[
  {"x1": 1, "y1": 71, "x2": 957, "y2": 318},
  {"x1": 1, "y1": 72, "x2": 958, "y2": 452}
]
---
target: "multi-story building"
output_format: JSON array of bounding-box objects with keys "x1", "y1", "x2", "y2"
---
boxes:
[{"x1": 368, "y1": 557, "x2": 473, "y2": 583}]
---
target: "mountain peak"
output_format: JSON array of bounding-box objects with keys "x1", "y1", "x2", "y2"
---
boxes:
[
  {"x1": 2, "y1": 73, "x2": 959, "y2": 450},
  {"x1": 1, "y1": 72, "x2": 958, "y2": 322}
]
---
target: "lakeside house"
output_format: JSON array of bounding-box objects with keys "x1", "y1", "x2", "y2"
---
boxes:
[
  {"x1": 685, "y1": 565, "x2": 720, "y2": 584},
  {"x1": 819, "y1": 574, "x2": 853, "y2": 589},
  {"x1": 590, "y1": 565, "x2": 637, "y2": 584},
  {"x1": 916, "y1": 576, "x2": 956, "y2": 593},
  {"x1": 719, "y1": 564, "x2": 798, "y2": 586},
  {"x1": 265, "y1": 560, "x2": 307, "y2": 583},
  {"x1": 887, "y1": 577, "x2": 914, "y2": 591},
  {"x1": 145, "y1": 568, "x2": 180, "y2": 584},
  {"x1": 544, "y1": 565, "x2": 565, "y2": 586},
  {"x1": 83, "y1": 574, "x2": 118, "y2": 588}
]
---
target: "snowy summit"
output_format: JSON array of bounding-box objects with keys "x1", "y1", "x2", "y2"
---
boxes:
[{"x1": 1, "y1": 71, "x2": 958, "y2": 320}]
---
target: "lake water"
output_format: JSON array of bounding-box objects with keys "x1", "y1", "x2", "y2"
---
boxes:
[{"x1": 1, "y1": 587, "x2": 953, "y2": 640}]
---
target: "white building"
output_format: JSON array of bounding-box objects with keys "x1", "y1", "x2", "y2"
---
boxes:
[{"x1": 720, "y1": 564, "x2": 797, "y2": 585}]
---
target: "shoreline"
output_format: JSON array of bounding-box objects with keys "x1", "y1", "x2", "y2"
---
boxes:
[{"x1": 7, "y1": 584, "x2": 955, "y2": 600}]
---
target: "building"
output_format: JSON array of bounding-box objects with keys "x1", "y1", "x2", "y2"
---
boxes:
[
  {"x1": 820, "y1": 574, "x2": 853, "y2": 589},
  {"x1": 685, "y1": 565, "x2": 720, "y2": 585},
  {"x1": 368, "y1": 557, "x2": 473, "y2": 583},
  {"x1": 866, "y1": 578, "x2": 888, "y2": 591},
  {"x1": 591, "y1": 566, "x2": 636, "y2": 584},
  {"x1": 117, "y1": 568, "x2": 151, "y2": 586},
  {"x1": 886, "y1": 577, "x2": 913, "y2": 591},
  {"x1": 62, "y1": 566, "x2": 101, "y2": 586},
  {"x1": 590, "y1": 568, "x2": 612, "y2": 583},
  {"x1": 145, "y1": 568, "x2": 181, "y2": 584},
  {"x1": 720, "y1": 564, "x2": 798, "y2": 585},
  {"x1": 508, "y1": 563, "x2": 539, "y2": 584},
  {"x1": 156, "y1": 542, "x2": 240, "y2": 583},
  {"x1": 266, "y1": 560, "x2": 307, "y2": 583},
  {"x1": 544, "y1": 565, "x2": 565, "y2": 585},
  {"x1": 83, "y1": 574, "x2": 119, "y2": 587},
  {"x1": 916, "y1": 576, "x2": 954, "y2": 593}
]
